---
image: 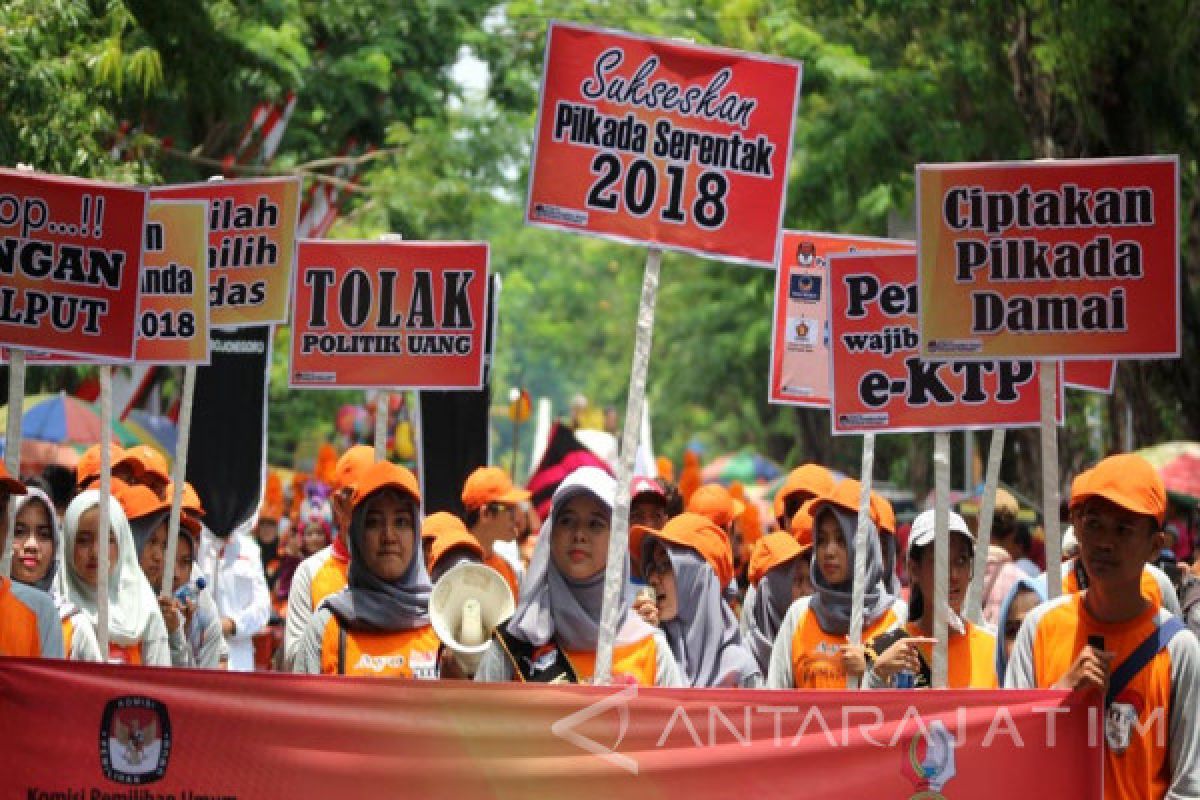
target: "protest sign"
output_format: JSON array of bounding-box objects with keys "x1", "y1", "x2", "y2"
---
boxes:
[
  {"x1": 135, "y1": 200, "x2": 210, "y2": 364},
  {"x1": 1063, "y1": 360, "x2": 1116, "y2": 393}
]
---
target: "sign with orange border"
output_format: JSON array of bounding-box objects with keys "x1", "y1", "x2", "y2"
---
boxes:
[
  {"x1": 916, "y1": 156, "x2": 1179, "y2": 360},
  {"x1": 830, "y1": 251, "x2": 1061, "y2": 435},
  {"x1": 289, "y1": 240, "x2": 488, "y2": 389},
  {"x1": 0, "y1": 169, "x2": 146, "y2": 360},
  {"x1": 526, "y1": 21, "x2": 802, "y2": 266},
  {"x1": 769, "y1": 231, "x2": 913, "y2": 407},
  {"x1": 135, "y1": 200, "x2": 210, "y2": 364}
]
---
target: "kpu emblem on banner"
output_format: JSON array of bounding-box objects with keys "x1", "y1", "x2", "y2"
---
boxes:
[{"x1": 99, "y1": 695, "x2": 172, "y2": 784}]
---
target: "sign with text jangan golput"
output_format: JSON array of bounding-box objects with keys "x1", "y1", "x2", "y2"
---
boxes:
[
  {"x1": 527, "y1": 21, "x2": 802, "y2": 266},
  {"x1": 830, "y1": 251, "x2": 1059, "y2": 435},
  {"x1": 769, "y1": 231, "x2": 913, "y2": 407},
  {"x1": 290, "y1": 240, "x2": 488, "y2": 389},
  {"x1": 917, "y1": 156, "x2": 1179, "y2": 360},
  {"x1": 0, "y1": 169, "x2": 147, "y2": 360},
  {"x1": 153, "y1": 176, "x2": 299, "y2": 329}
]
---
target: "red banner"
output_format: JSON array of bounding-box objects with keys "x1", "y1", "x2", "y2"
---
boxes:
[
  {"x1": 1, "y1": 659, "x2": 1100, "y2": 799},
  {"x1": 527, "y1": 21, "x2": 802, "y2": 266},
  {"x1": 0, "y1": 168, "x2": 147, "y2": 360},
  {"x1": 769, "y1": 231, "x2": 913, "y2": 407},
  {"x1": 829, "y1": 251, "x2": 1061, "y2": 435},
  {"x1": 1063, "y1": 360, "x2": 1116, "y2": 394},
  {"x1": 289, "y1": 240, "x2": 489, "y2": 389}
]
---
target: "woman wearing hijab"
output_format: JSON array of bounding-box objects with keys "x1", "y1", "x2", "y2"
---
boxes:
[
  {"x1": 62, "y1": 490, "x2": 171, "y2": 665},
  {"x1": 740, "y1": 528, "x2": 810, "y2": 675},
  {"x1": 766, "y1": 479, "x2": 903, "y2": 688},
  {"x1": 295, "y1": 461, "x2": 442, "y2": 677},
  {"x1": 7, "y1": 486, "x2": 102, "y2": 661},
  {"x1": 632, "y1": 512, "x2": 761, "y2": 687},
  {"x1": 475, "y1": 467, "x2": 683, "y2": 686},
  {"x1": 864, "y1": 510, "x2": 998, "y2": 689}
]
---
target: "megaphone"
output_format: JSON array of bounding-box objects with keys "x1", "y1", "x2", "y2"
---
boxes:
[{"x1": 430, "y1": 561, "x2": 515, "y2": 675}]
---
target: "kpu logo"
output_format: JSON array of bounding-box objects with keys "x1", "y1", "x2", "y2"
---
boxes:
[{"x1": 99, "y1": 695, "x2": 172, "y2": 785}]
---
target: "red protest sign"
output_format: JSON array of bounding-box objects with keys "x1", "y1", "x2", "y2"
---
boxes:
[
  {"x1": 1063, "y1": 360, "x2": 1116, "y2": 394},
  {"x1": 917, "y1": 156, "x2": 1179, "y2": 360},
  {"x1": 152, "y1": 177, "x2": 300, "y2": 328},
  {"x1": 289, "y1": 240, "x2": 488, "y2": 389},
  {"x1": 769, "y1": 231, "x2": 913, "y2": 407},
  {"x1": 0, "y1": 169, "x2": 146, "y2": 360},
  {"x1": 527, "y1": 21, "x2": 802, "y2": 266},
  {"x1": 830, "y1": 251, "x2": 1061, "y2": 435},
  {"x1": 136, "y1": 200, "x2": 210, "y2": 364}
]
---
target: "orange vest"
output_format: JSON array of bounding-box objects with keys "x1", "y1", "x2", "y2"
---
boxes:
[
  {"x1": 563, "y1": 636, "x2": 660, "y2": 686},
  {"x1": 311, "y1": 555, "x2": 350, "y2": 611},
  {"x1": 320, "y1": 619, "x2": 442, "y2": 678},
  {"x1": 0, "y1": 578, "x2": 42, "y2": 657},
  {"x1": 902, "y1": 622, "x2": 999, "y2": 689},
  {"x1": 791, "y1": 606, "x2": 900, "y2": 688},
  {"x1": 1063, "y1": 560, "x2": 1164, "y2": 608},
  {"x1": 1028, "y1": 595, "x2": 1175, "y2": 800},
  {"x1": 484, "y1": 553, "x2": 520, "y2": 604}
]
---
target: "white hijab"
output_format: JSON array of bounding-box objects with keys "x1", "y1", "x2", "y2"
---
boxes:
[
  {"x1": 62, "y1": 490, "x2": 164, "y2": 647},
  {"x1": 10, "y1": 487, "x2": 78, "y2": 620}
]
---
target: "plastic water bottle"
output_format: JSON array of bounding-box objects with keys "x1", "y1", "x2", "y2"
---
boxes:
[
  {"x1": 174, "y1": 576, "x2": 207, "y2": 604},
  {"x1": 895, "y1": 669, "x2": 916, "y2": 689}
]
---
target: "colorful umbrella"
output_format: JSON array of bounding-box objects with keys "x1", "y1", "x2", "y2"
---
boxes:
[
  {"x1": 0, "y1": 392, "x2": 140, "y2": 448},
  {"x1": 700, "y1": 451, "x2": 784, "y2": 486},
  {"x1": 1136, "y1": 441, "x2": 1200, "y2": 500}
]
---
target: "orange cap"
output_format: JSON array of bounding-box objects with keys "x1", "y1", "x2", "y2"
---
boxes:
[
  {"x1": 0, "y1": 461, "x2": 27, "y2": 495},
  {"x1": 774, "y1": 464, "x2": 836, "y2": 519},
  {"x1": 117, "y1": 483, "x2": 200, "y2": 535},
  {"x1": 421, "y1": 511, "x2": 465, "y2": 542},
  {"x1": 1067, "y1": 469, "x2": 1092, "y2": 512},
  {"x1": 815, "y1": 479, "x2": 882, "y2": 527},
  {"x1": 748, "y1": 531, "x2": 805, "y2": 586},
  {"x1": 427, "y1": 517, "x2": 485, "y2": 572},
  {"x1": 350, "y1": 460, "x2": 421, "y2": 509},
  {"x1": 76, "y1": 444, "x2": 142, "y2": 488},
  {"x1": 461, "y1": 466, "x2": 530, "y2": 511},
  {"x1": 631, "y1": 512, "x2": 733, "y2": 588},
  {"x1": 1069, "y1": 454, "x2": 1166, "y2": 526},
  {"x1": 790, "y1": 497, "x2": 819, "y2": 549},
  {"x1": 686, "y1": 483, "x2": 745, "y2": 528},
  {"x1": 126, "y1": 444, "x2": 170, "y2": 483},
  {"x1": 164, "y1": 481, "x2": 206, "y2": 518},
  {"x1": 333, "y1": 445, "x2": 375, "y2": 492},
  {"x1": 870, "y1": 491, "x2": 896, "y2": 536}
]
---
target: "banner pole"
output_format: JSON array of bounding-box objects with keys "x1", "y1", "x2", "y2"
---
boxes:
[
  {"x1": 932, "y1": 431, "x2": 951, "y2": 688},
  {"x1": 96, "y1": 365, "x2": 113, "y2": 658},
  {"x1": 1040, "y1": 360, "x2": 1062, "y2": 599},
  {"x1": 1, "y1": 349, "x2": 27, "y2": 580},
  {"x1": 160, "y1": 365, "x2": 197, "y2": 599},
  {"x1": 964, "y1": 428, "x2": 1006, "y2": 624},
  {"x1": 846, "y1": 432, "x2": 876, "y2": 689},
  {"x1": 595, "y1": 246, "x2": 661, "y2": 686},
  {"x1": 374, "y1": 391, "x2": 389, "y2": 463}
]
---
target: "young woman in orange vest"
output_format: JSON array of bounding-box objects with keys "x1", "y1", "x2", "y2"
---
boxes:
[
  {"x1": 7, "y1": 485, "x2": 102, "y2": 661},
  {"x1": 0, "y1": 466, "x2": 65, "y2": 659},
  {"x1": 61, "y1": 490, "x2": 171, "y2": 665},
  {"x1": 740, "y1": 524, "x2": 813, "y2": 676},
  {"x1": 765, "y1": 479, "x2": 904, "y2": 688},
  {"x1": 294, "y1": 461, "x2": 442, "y2": 678},
  {"x1": 475, "y1": 467, "x2": 684, "y2": 686}
]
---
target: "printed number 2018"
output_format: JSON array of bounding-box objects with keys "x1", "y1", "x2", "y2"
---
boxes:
[{"x1": 585, "y1": 154, "x2": 728, "y2": 229}]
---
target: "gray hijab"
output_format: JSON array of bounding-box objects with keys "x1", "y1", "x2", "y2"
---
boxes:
[
  {"x1": 808, "y1": 504, "x2": 894, "y2": 635},
  {"x1": 656, "y1": 543, "x2": 760, "y2": 688},
  {"x1": 322, "y1": 490, "x2": 431, "y2": 633},
  {"x1": 747, "y1": 558, "x2": 798, "y2": 673},
  {"x1": 129, "y1": 510, "x2": 170, "y2": 558},
  {"x1": 506, "y1": 467, "x2": 655, "y2": 652},
  {"x1": 9, "y1": 487, "x2": 61, "y2": 595}
]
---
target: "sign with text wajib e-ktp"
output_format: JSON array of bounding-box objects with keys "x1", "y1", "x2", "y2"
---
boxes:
[
  {"x1": 917, "y1": 156, "x2": 1179, "y2": 360},
  {"x1": 527, "y1": 21, "x2": 802, "y2": 266}
]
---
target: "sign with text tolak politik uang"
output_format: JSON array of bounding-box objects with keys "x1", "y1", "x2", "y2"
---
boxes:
[
  {"x1": 917, "y1": 156, "x2": 1179, "y2": 360},
  {"x1": 152, "y1": 176, "x2": 299, "y2": 328},
  {"x1": 526, "y1": 21, "x2": 802, "y2": 265},
  {"x1": 289, "y1": 240, "x2": 489, "y2": 389},
  {"x1": 829, "y1": 251, "x2": 1061, "y2": 435},
  {"x1": 0, "y1": 169, "x2": 146, "y2": 360}
]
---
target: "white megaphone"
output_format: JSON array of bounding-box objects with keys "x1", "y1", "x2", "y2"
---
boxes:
[{"x1": 430, "y1": 561, "x2": 515, "y2": 675}]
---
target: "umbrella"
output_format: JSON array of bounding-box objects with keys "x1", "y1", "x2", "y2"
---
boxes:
[
  {"x1": 700, "y1": 451, "x2": 784, "y2": 486},
  {"x1": 126, "y1": 409, "x2": 178, "y2": 455},
  {"x1": 0, "y1": 392, "x2": 140, "y2": 448},
  {"x1": 1136, "y1": 441, "x2": 1200, "y2": 500}
]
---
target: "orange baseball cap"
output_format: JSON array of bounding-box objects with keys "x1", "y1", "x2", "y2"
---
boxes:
[
  {"x1": 774, "y1": 464, "x2": 836, "y2": 519},
  {"x1": 1067, "y1": 469, "x2": 1092, "y2": 512},
  {"x1": 426, "y1": 516, "x2": 485, "y2": 572},
  {"x1": 126, "y1": 444, "x2": 170, "y2": 483},
  {"x1": 333, "y1": 445, "x2": 375, "y2": 492},
  {"x1": 748, "y1": 531, "x2": 805, "y2": 586},
  {"x1": 117, "y1": 483, "x2": 200, "y2": 535},
  {"x1": 421, "y1": 511, "x2": 466, "y2": 542},
  {"x1": 1069, "y1": 454, "x2": 1166, "y2": 526},
  {"x1": 686, "y1": 483, "x2": 745, "y2": 528},
  {"x1": 350, "y1": 460, "x2": 421, "y2": 509},
  {"x1": 0, "y1": 461, "x2": 27, "y2": 495},
  {"x1": 790, "y1": 497, "x2": 819, "y2": 549},
  {"x1": 631, "y1": 512, "x2": 733, "y2": 588},
  {"x1": 815, "y1": 478, "x2": 882, "y2": 528},
  {"x1": 164, "y1": 481, "x2": 206, "y2": 518},
  {"x1": 461, "y1": 466, "x2": 530, "y2": 511},
  {"x1": 870, "y1": 492, "x2": 896, "y2": 536},
  {"x1": 76, "y1": 444, "x2": 142, "y2": 488}
]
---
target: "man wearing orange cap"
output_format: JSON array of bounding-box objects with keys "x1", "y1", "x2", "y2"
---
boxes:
[
  {"x1": 461, "y1": 466, "x2": 529, "y2": 602},
  {"x1": 1008, "y1": 454, "x2": 1199, "y2": 799},
  {"x1": 0, "y1": 463, "x2": 65, "y2": 659},
  {"x1": 774, "y1": 463, "x2": 835, "y2": 529},
  {"x1": 282, "y1": 445, "x2": 374, "y2": 671}
]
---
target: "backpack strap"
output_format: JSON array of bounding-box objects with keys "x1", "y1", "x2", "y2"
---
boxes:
[
  {"x1": 1073, "y1": 559, "x2": 1089, "y2": 591},
  {"x1": 493, "y1": 625, "x2": 578, "y2": 684},
  {"x1": 1105, "y1": 616, "x2": 1186, "y2": 707},
  {"x1": 337, "y1": 625, "x2": 347, "y2": 676}
]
